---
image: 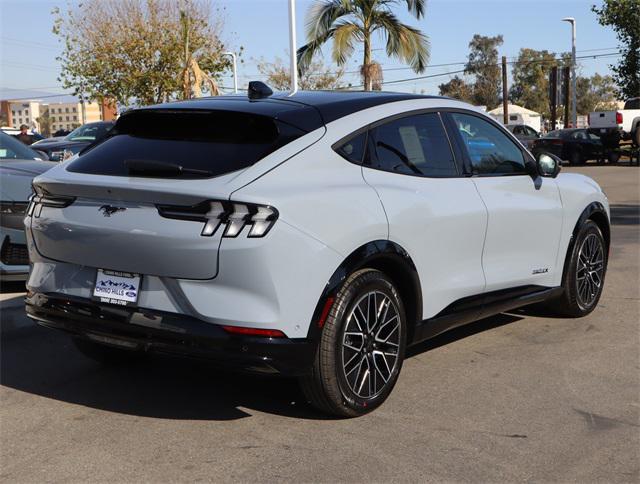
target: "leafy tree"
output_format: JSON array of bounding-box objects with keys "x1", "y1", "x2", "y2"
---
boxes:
[
  {"x1": 297, "y1": 0, "x2": 430, "y2": 91},
  {"x1": 510, "y1": 48, "x2": 571, "y2": 118},
  {"x1": 592, "y1": 0, "x2": 640, "y2": 100},
  {"x1": 576, "y1": 73, "x2": 619, "y2": 115},
  {"x1": 438, "y1": 75, "x2": 474, "y2": 103},
  {"x1": 257, "y1": 54, "x2": 344, "y2": 90},
  {"x1": 53, "y1": 0, "x2": 233, "y2": 106},
  {"x1": 464, "y1": 34, "x2": 503, "y2": 109}
]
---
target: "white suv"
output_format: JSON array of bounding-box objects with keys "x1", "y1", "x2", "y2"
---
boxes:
[{"x1": 25, "y1": 88, "x2": 610, "y2": 417}]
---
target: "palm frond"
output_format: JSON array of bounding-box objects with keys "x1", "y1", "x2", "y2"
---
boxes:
[
  {"x1": 373, "y1": 10, "x2": 430, "y2": 73},
  {"x1": 331, "y1": 21, "x2": 362, "y2": 65},
  {"x1": 305, "y1": 0, "x2": 352, "y2": 42},
  {"x1": 401, "y1": 0, "x2": 427, "y2": 19}
]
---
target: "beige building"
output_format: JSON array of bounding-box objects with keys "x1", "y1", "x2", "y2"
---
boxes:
[
  {"x1": 9, "y1": 101, "x2": 41, "y2": 131},
  {"x1": 47, "y1": 101, "x2": 102, "y2": 133}
]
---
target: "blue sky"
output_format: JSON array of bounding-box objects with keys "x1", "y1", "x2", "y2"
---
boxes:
[{"x1": 0, "y1": 0, "x2": 620, "y2": 99}]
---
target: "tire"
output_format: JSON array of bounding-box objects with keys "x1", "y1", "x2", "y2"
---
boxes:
[
  {"x1": 633, "y1": 128, "x2": 640, "y2": 148},
  {"x1": 550, "y1": 220, "x2": 608, "y2": 317},
  {"x1": 569, "y1": 149, "x2": 583, "y2": 166},
  {"x1": 72, "y1": 336, "x2": 142, "y2": 365},
  {"x1": 607, "y1": 151, "x2": 620, "y2": 164},
  {"x1": 300, "y1": 269, "x2": 407, "y2": 417}
]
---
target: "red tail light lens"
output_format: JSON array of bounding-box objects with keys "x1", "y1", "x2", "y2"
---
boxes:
[
  {"x1": 616, "y1": 112, "x2": 623, "y2": 125},
  {"x1": 221, "y1": 325, "x2": 286, "y2": 338}
]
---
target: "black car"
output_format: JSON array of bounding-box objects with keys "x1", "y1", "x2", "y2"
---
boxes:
[
  {"x1": 531, "y1": 128, "x2": 604, "y2": 165},
  {"x1": 31, "y1": 121, "x2": 114, "y2": 161},
  {"x1": 505, "y1": 124, "x2": 540, "y2": 149}
]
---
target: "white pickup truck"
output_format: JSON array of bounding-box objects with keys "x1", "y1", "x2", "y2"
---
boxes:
[{"x1": 588, "y1": 98, "x2": 640, "y2": 149}]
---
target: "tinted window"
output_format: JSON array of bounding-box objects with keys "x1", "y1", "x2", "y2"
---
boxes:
[
  {"x1": 368, "y1": 113, "x2": 457, "y2": 177},
  {"x1": 624, "y1": 98, "x2": 639, "y2": 110},
  {"x1": 524, "y1": 126, "x2": 538, "y2": 136},
  {"x1": 67, "y1": 110, "x2": 307, "y2": 179},
  {"x1": 65, "y1": 122, "x2": 113, "y2": 142},
  {"x1": 335, "y1": 132, "x2": 367, "y2": 164},
  {"x1": 451, "y1": 112, "x2": 526, "y2": 175},
  {"x1": 0, "y1": 132, "x2": 38, "y2": 160},
  {"x1": 572, "y1": 130, "x2": 588, "y2": 140}
]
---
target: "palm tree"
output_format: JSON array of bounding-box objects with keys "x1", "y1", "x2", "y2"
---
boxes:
[{"x1": 297, "y1": 0, "x2": 430, "y2": 91}]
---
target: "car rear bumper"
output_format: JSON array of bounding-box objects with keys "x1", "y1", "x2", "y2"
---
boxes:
[{"x1": 25, "y1": 292, "x2": 317, "y2": 376}]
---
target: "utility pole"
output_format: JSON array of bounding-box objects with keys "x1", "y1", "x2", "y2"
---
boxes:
[
  {"x1": 288, "y1": 0, "x2": 298, "y2": 95},
  {"x1": 563, "y1": 66, "x2": 571, "y2": 128},
  {"x1": 562, "y1": 17, "x2": 577, "y2": 127},
  {"x1": 550, "y1": 65, "x2": 558, "y2": 131},
  {"x1": 222, "y1": 52, "x2": 238, "y2": 93},
  {"x1": 502, "y1": 56, "x2": 508, "y2": 125}
]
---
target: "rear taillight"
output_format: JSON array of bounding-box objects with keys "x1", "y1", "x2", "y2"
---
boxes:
[
  {"x1": 157, "y1": 200, "x2": 278, "y2": 238},
  {"x1": 27, "y1": 188, "x2": 76, "y2": 218},
  {"x1": 221, "y1": 325, "x2": 286, "y2": 338},
  {"x1": 616, "y1": 112, "x2": 623, "y2": 125},
  {"x1": 551, "y1": 140, "x2": 564, "y2": 146}
]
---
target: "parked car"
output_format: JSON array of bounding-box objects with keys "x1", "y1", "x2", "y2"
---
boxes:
[
  {"x1": 505, "y1": 124, "x2": 540, "y2": 148},
  {"x1": 531, "y1": 128, "x2": 606, "y2": 165},
  {"x1": 0, "y1": 132, "x2": 56, "y2": 281},
  {"x1": 588, "y1": 97, "x2": 640, "y2": 149},
  {"x1": 25, "y1": 88, "x2": 610, "y2": 417},
  {"x1": 31, "y1": 121, "x2": 114, "y2": 161}
]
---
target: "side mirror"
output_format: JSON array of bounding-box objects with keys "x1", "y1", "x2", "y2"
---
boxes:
[{"x1": 536, "y1": 152, "x2": 561, "y2": 178}]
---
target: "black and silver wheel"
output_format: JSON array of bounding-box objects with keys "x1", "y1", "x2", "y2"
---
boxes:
[
  {"x1": 300, "y1": 269, "x2": 407, "y2": 417},
  {"x1": 550, "y1": 220, "x2": 607, "y2": 317},
  {"x1": 575, "y1": 232, "x2": 606, "y2": 310}
]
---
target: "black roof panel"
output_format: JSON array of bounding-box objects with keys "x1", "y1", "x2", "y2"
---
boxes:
[{"x1": 131, "y1": 91, "x2": 444, "y2": 131}]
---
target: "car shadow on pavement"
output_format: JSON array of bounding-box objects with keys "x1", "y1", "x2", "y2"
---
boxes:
[
  {"x1": 609, "y1": 204, "x2": 640, "y2": 226},
  {"x1": 1, "y1": 310, "x2": 526, "y2": 422}
]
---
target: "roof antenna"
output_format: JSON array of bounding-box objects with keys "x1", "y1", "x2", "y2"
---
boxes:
[
  {"x1": 288, "y1": 0, "x2": 298, "y2": 95},
  {"x1": 248, "y1": 81, "x2": 273, "y2": 99}
]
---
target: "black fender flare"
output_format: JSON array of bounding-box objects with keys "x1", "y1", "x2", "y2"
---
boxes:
[
  {"x1": 561, "y1": 201, "x2": 610, "y2": 282},
  {"x1": 306, "y1": 240, "x2": 422, "y2": 341}
]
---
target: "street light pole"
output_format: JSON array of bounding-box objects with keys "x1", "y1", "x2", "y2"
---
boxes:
[
  {"x1": 222, "y1": 52, "x2": 238, "y2": 93},
  {"x1": 562, "y1": 17, "x2": 577, "y2": 128},
  {"x1": 288, "y1": 0, "x2": 298, "y2": 95}
]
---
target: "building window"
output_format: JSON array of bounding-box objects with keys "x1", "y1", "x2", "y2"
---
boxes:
[
  {"x1": 72, "y1": 116, "x2": 77, "y2": 121},
  {"x1": 18, "y1": 110, "x2": 22, "y2": 115},
  {"x1": 66, "y1": 116, "x2": 69, "y2": 121},
  {"x1": 65, "y1": 108, "x2": 69, "y2": 113},
  {"x1": 25, "y1": 109, "x2": 28, "y2": 115},
  {"x1": 11, "y1": 110, "x2": 15, "y2": 116},
  {"x1": 72, "y1": 107, "x2": 77, "y2": 113}
]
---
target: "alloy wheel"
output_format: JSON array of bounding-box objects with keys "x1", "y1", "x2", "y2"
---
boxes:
[
  {"x1": 341, "y1": 291, "x2": 401, "y2": 399},
  {"x1": 576, "y1": 233, "x2": 605, "y2": 308}
]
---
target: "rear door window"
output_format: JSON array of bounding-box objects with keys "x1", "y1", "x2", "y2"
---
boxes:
[
  {"x1": 67, "y1": 110, "x2": 308, "y2": 179},
  {"x1": 368, "y1": 113, "x2": 458, "y2": 177}
]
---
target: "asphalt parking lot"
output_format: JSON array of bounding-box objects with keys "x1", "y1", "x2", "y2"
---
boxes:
[{"x1": 1, "y1": 164, "x2": 638, "y2": 483}]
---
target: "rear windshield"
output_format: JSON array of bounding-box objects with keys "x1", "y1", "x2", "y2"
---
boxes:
[
  {"x1": 66, "y1": 110, "x2": 307, "y2": 178},
  {"x1": 624, "y1": 98, "x2": 639, "y2": 110}
]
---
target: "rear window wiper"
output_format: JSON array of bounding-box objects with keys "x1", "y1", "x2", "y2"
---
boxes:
[{"x1": 124, "y1": 159, "x2": 213, "y2": 177}]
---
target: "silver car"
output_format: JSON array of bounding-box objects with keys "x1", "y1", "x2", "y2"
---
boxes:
[{"x1": 0, "y1": 132, "x2": 56, "y2": 281}]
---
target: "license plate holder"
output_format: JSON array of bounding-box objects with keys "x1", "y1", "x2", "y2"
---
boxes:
[{"x1": 92, "y1": 269, "x2": 142, "y2": 307}]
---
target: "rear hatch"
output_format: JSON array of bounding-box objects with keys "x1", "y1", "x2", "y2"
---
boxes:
[{"x1": 28, "y1": 102, "x2": 323, "y2": 279}]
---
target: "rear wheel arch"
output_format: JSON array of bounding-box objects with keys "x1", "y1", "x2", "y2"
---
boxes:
[{"x1": 307, "y1": 240, "x2": 422, "y2": 344}]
